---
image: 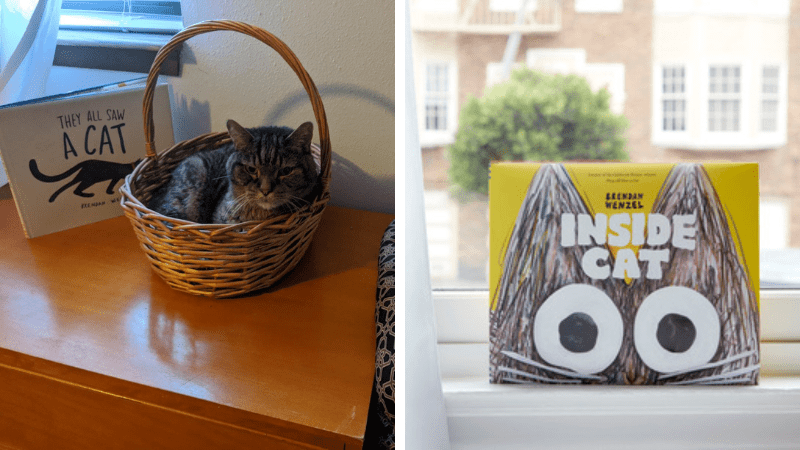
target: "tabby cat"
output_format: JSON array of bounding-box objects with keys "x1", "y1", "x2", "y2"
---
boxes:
[{"x1": 148, "y1": 120, "x2": 318, "y2": 224}]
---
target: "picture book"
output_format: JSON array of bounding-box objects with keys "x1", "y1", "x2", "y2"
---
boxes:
[
  {"x1": 489, "y1": 162, "x2": 759, "y2": 385},
  {"x1": 0, "y1": 78, "x2": 175, "y2": 238}
]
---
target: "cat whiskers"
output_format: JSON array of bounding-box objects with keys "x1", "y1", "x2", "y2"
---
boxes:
[
  {"x1": 279, "y1": 194, "x2": 310, "y2": 213},
  {"x1": 662, "y1": 365, "x2": 760, "y2": 385},
  {"x1": 497, "y1": 366, "x2": 581, "y2": 384},
  {"x1": 501, "y1": 350, "x2": 606, "y2": 382},
  {"x1": 657, "y1": 349, "x2": 757, "y2": 380},
  {"x1": 228, "y1": 193, "x2": 251, "y2": 219}
]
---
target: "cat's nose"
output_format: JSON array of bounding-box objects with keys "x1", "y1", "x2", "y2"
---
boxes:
[{"x1": 619, "y1": 360, "x2": 655, "y2": 385}]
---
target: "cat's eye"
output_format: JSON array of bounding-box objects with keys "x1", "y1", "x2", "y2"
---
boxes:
[
  {"x1": 633, "y1": 287, "x2": 720, "y2": 373},
  {"x1": 278, "y1": 167, "x2": 294, "y2": 177},
  {"x1": 244, "y1": 165, "x2": 258, "y2": 177},
  {"x1": 533, "y1": 284, "x2": 624, "y2": 375}
]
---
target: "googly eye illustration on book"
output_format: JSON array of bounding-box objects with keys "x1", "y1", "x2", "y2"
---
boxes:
[{"x1": 490, "y1": 163, "x2": 759, "y2": 385}]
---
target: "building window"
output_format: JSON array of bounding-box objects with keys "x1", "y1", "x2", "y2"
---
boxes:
[
  {"x1": 708, "y1": 65, "x2": 741, "y2": 132},
  {"x1": 761, "y1": 65, "x2": 780, "y2": 132},
  {"x1": 661, "y1": 66, "x2": 686, "y2": 131},
  {"x1": 425, "y1": 63, "x2": 450, "y2": 131}
]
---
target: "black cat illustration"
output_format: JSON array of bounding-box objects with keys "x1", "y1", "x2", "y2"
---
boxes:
[{"x1": 29, "y1": 158, "x2": 140, "y2": 203}]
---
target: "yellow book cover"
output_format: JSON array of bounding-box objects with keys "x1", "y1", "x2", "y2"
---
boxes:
[{"x1": 489, "y1": 162, "x2": 759, "y2": 385}]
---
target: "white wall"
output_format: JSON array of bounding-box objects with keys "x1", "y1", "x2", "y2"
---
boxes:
[
  {"x1": 175, "y1": 0, "x2": 395, "y2": 213},
  {"x1": 43, "y1": 1, "x2": 395, "y2": 214}
]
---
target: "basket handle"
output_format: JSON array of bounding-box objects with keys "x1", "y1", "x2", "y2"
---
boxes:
[{"x1": 142, "y1": 20, "x2": 332, "y2": 184}]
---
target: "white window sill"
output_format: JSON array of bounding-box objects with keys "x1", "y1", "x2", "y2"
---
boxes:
[
  {"x1": 444, "y1": 376, "x2": 800, "y2": 449},
  {"x1": 435, "y1": 289, "x2": 800, "y2": 448},
  {"x1": 420, "y1": 131, "x2": 455, "y2": 149},
  {"x1": 55, "y1": 29, "x2": 181, "y2": 76}
]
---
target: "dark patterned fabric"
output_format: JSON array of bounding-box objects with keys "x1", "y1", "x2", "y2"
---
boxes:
[{"x1": 364, "y1": 221, "x2": 395, "y2": 450}]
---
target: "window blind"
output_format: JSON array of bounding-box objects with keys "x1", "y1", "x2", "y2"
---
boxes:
[{"x1": 60, "y1": 0, "x2": 182, "y2": 34}]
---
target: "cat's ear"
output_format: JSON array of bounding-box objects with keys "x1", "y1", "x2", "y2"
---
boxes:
[
  {"x1": 287, "y1": 122, "x2": 314, "y2": 152},
  {"x1": 227, "y1": 119, "x2": 254, "y2": 153}
]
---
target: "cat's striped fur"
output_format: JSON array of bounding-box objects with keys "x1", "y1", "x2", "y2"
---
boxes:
[{"x1": 148, "y1": 120, "x2": 318, "y2": 224}]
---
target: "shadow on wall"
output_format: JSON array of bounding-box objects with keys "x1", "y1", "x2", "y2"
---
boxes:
[
  {"x1": 263, "y1": 83, "x2": 395, "y2": 123},
  {"x1": 330, "y1": 153, "x2": 394, "y2": 213},
  {"x1": 265, "y1": 83, "x2": 395, "y2": 213},
  {"x1": 166, "y1": 85, "x2": 394, "y2": 213},
  {"x1": 171, "y1": 95, "x2": 212, "y2": 142}
]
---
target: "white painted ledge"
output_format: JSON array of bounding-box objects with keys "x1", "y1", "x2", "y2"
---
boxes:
[
  {"x1": 435, "y1": 290, "x2": 800, "y2": 448},
  {"x1": 444, "y1": 376, "x2": 800, "y2": 449}
]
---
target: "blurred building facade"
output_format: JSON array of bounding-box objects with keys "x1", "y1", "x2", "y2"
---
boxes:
[{"x1": 411, "y1": 0, "x2": 799, "y2": 285}]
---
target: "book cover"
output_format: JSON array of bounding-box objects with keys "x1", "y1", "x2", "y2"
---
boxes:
[
  {"x1": 489, "y1": 162, "x2": 759, "y2": 385},
  {"x1": 0, "y1": 79, "x2": 175, "y2": 238}
]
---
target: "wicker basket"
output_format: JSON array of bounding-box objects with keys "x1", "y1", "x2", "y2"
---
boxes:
[{"x1": 119, "y1": 20, "x2": 331, "y2": 298}]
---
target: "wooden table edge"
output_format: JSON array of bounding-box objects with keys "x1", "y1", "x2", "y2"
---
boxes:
[{"x1": 0, "y1": 346, "x2": 365, "y2": 448}]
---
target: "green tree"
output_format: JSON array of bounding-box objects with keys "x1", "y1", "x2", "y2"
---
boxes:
[{"x1": 449, "y1": 68, "x2": 629, "y2": 195}]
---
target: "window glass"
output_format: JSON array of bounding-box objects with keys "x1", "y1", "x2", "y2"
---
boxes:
[
  {"x1": 708, "y1": 65, "x2": 741, "y2": 132},
  {"x1": 412, "y1": 0, "x2": 800, "y2": 290},
  {"x1": 425, "y1": 63, "x2": 449, "y2": 131},
  {"x1": 662, "y1": 66, "x2": 686, "y2": 131},
  {"x1": 762, "y1": 65, "x2": 780, "y2": 132},
  {"x1": 60, "y1": 0, "x2": 182, "y2": 34}
]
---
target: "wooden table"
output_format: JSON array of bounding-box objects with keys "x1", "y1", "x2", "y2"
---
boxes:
[{"x1": 0, "y1": 184, "x2": 393, "y2": 449}]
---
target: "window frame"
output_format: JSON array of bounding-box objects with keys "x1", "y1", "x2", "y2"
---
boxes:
[
  {"x1": 698, "y1": 60, "x2": 751, "y2": 146},
  {"x1": 409, "y1": 2, "x2": 800, "y2": 444},
  {"x1": 652, "y1": 61, "x2": 692, "y2": 147},
  {"x1": 433, "y1": 288, "x2": 800, "y2": 447},
  {"x1": 443, "y1": 372, "x2": 800, "y2": 449},
  {"x1": 759, "y1": 63, "x2": 787, "y2": 139},
  {"x1": 435, "y1": 289, "x2": 800, "y2": 367}
]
